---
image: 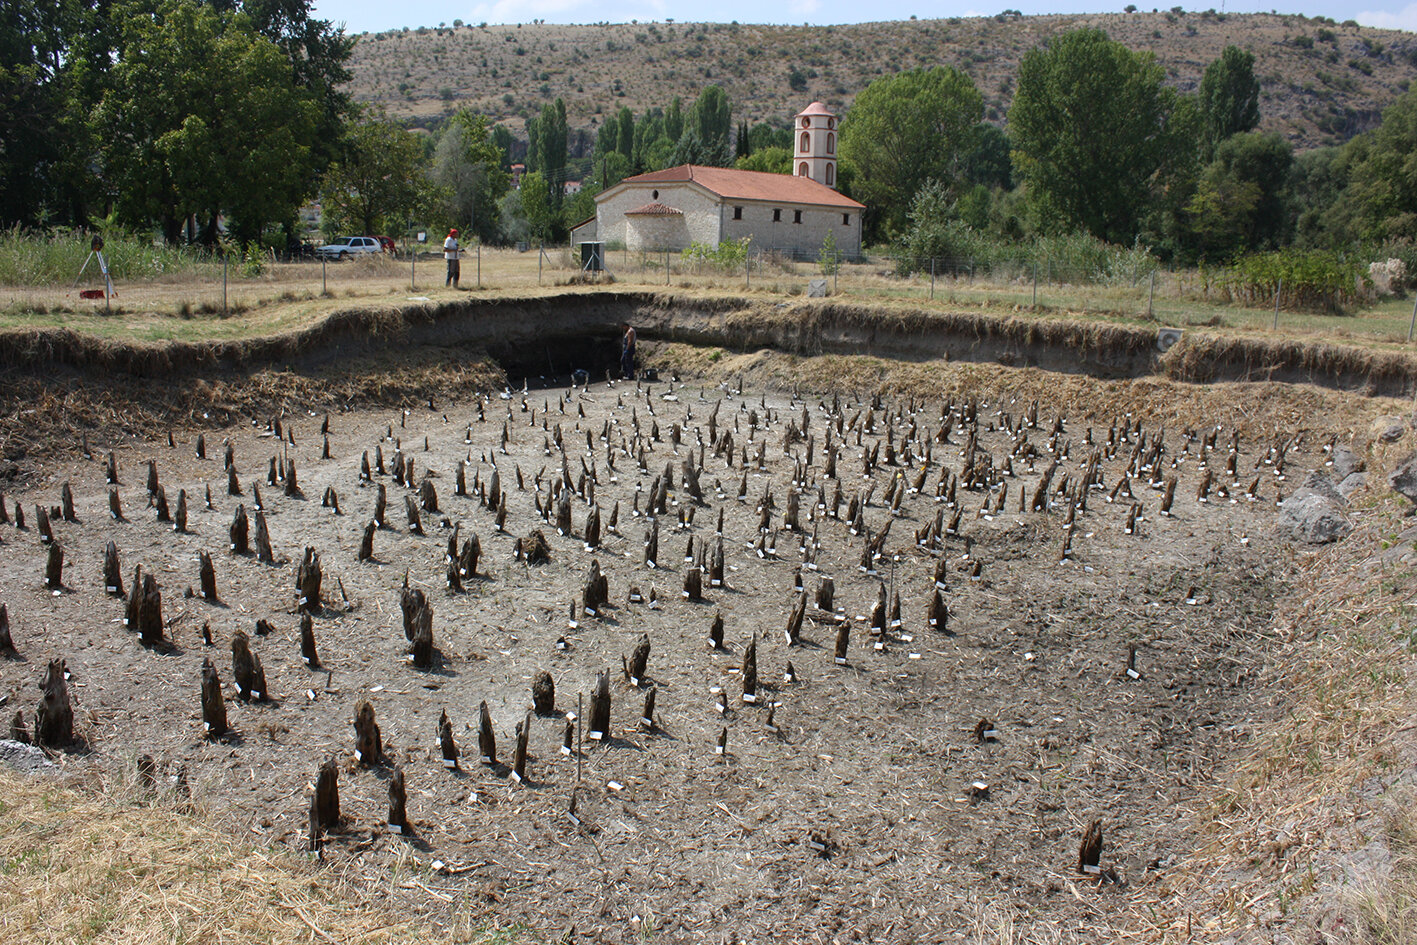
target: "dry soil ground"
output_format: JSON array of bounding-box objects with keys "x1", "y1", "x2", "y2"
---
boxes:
[{"x1": 0, "y1": 368, "x2": 1336, "y2": 941}]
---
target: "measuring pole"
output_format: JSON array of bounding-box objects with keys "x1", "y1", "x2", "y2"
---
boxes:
[{"x1": 477, "y1": 242, "x2": 481, "y2": 289}]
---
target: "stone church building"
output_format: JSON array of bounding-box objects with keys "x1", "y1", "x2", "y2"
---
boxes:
[{"x1": 571, "y1": 102, "x2": 864, "y2": 259}]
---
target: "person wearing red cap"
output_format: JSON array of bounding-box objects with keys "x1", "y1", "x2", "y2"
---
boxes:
[{"x1": 443, "y1": 228, "x2": 461, "y2": 288}]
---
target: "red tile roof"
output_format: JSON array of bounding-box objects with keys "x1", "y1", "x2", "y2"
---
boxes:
[
  {"x1": 626, "y1": 202, "x2": 683, "y2": 216},
  {"x1": 797, "y1": 101, "x2": 834, "y2": 117},
  {"x1": 620, "y1": 165, "x2": 864, "y2": 210}
]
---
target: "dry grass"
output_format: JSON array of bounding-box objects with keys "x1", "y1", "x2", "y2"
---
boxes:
[
  {"x1": 347, "y1": 13, "x2": 1417, "y2": 150},
  {"x1": 0, "y1": 768, "x2": 514, "y2": 944}
]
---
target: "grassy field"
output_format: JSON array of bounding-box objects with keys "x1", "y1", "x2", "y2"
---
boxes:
[{"x1": 3, "y1": 242, "x2": 1416, "y2": 357}]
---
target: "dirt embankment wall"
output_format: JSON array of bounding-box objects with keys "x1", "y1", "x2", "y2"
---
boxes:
[{"x1": 2, "y1": 291, "x2": 1416, "y2": 396}]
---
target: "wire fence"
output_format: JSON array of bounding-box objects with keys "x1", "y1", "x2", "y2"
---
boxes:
[{"x1": 8, "y1": 240, "x2": 1417, "y2": 348}]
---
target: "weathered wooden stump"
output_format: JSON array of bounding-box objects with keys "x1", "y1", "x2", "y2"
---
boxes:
[
  {"x1": 514, "y1": 529, "x2": 551, "y2": 564},
  {"x1": 1078, "y1": 819, "x2": 1103, "y2": 875},
  {"x1": 109, "y1": 486, "x2": 123, "y2": 520},
  {"x1": 784, "y1": 594, "x2": 806, "y2": 647},
  {"x1": 816, "y1": 578, "x2": 835, "y2": 613},
  {"x1": 250, "y1": 510, "x2": 273, "y2": 563},
  {"x1": 532, "y1": 670, "x2": 556, "y2": 715},
  {"x1": 60, "y1": 482, "x2": 76, "y2": 523},
  {"x1": 683, "y1": 567, "x2": 703, "y2": 602},
  {"x1": 438, "y1": 709, "x2": 459, "y2": 769},
  {"x1": 0, "y1": 603, "x2": 14, "y2": 657},
  {"x1": 373, "y1": 483, "x2": 387, "y2": 528},
  {"x1": 625, "y1": 633, "x2": 650, "y2": 686},
  {"x1": 644, "y1": 519, "x2": 659, "y2": 568},
  {"x1": 834, "y1": 620, "x2": 850, "y2": 665},
  {"x1": 311, "y1": 758, "x2": 340, "y2": 843},
  {"x1": 584, "y1": 505, "x2": 601, "y2": 550},
  {"x1": 229, "y1": 505, "x2": 249, "y2": 554},
  {"x1": 588, "y1": 670, "x2": 611, "y2": 741},
  {"x1": 44, "y1": 542, "x2": 64, "y2": 591},
  {"x1": 512, "y1": 713, "x2": 530, "y2": 782},
  {"x1": 10, "y1": 709, "x2": 28, "y2": 743},
  {"x1": 742, "y1": 637, "x2": 758, "y2": 703},
  {"x1": 387, "y1": 768, "x2": 409, "y2": 833},
  {"x1": 198, "y1": 550, "x2": 217, "y2": 603},
  {"x1": 102, "y1": 541, "x2": 124, "y2": 596},
  {"x1": 459, "y1": 533, "x2": 481, "y2": 578},
  {"x1": 709, "y1": 611, "x2": 724, "y2": 650},
  {"x1": 409, "y1": 603, "x2": 434, "y2": 669},
  {"x1": 296, "y1": 547, "x2": 322, "y2": 612},
  {"x1": 300, "y1": 613, "x2": 319, "y2": 668},
  {"x1": 353, "y1": 699, "x2": 382, "y2": 765},
  {"x1": 201, "y1": 657, "x2": 227, "y2": 738},
  {"x1": 400, "y1": 583, "x2": 427, "y2": 641},
  {"x1": 358, "y1": 521, "x2": 376, "y2": 562},
  {"x1": 478, "y1": 700, "x2": 497, "y2": 765},
  {"x1": 34, "y1": 658, "x2": 73, "y2": 747},
  {"x1": 36, "y1": 505, "x2": 54, "y2": 544},
  {"x1": 419, "y1": 478, "x2": 438, "y2": 514},
  {"x1": 231, "y1": 630, "x2": 265, "y2": 701},
  {"x1": 404, "y1": 494, "x2": 423, "y2": 535}
]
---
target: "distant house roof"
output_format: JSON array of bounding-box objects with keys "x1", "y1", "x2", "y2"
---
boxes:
[
  {"x1": 626, "y1": 202, "x2": 683, "y2": 216},
  {"x1": 797, "y1": 101, "x2": 834, "y2": 117},
  {"x1": 616, "y1": 165, "x2": 864, "y2": 210}
]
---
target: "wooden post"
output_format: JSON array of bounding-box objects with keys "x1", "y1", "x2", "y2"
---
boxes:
[
  {"x1": 665, "y1": 249, "x2": 670, "y2": 286},
  {"x1": 538, "y1": 241, "x2": 543, "y2": 284},
  {"x1": 1147, "y1": 271, "x2": 1155, "y2": 319},
  {"x1": 222, "y1": 252, "x2": 228, "y2": 315},
  {"x1": 929, "y1": 258, "x2": 935, "y2": 300},
  {"x1": 321, "y1": 256, "x2": 327, "y2": 296},
  {"x1": 1273, "y1": 279, "x2": 1282, "y2": 331},
  {"x1": 411, "y1": 243, "x2": 416, "y2": 291},
  {"x1": 1407, "y1": 292, "x2": 1417, "y2": 343},
  {"x1": 477, "y1": 242, "x2": 481, "y2": 289},
  {"x1": 1032, "y1": 263, "x2": 1038, "y2": 308}
]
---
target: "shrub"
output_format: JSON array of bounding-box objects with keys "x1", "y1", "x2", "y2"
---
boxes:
[
  {"x1": 681, "y1": 237, "x2": 750, "y2": 272},
  {"x1": 1219, "y1": 249, "x2": 1370, "y2": 312}
]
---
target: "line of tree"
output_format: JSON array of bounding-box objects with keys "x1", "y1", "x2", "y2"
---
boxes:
[{"x1": 6, "y1": 11, "x2": 1415, "y2": 263}]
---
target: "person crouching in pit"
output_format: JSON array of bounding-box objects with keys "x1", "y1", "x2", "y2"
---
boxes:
[{"x1": 444, "y1": 228, "x2": 461, "y2": 288}]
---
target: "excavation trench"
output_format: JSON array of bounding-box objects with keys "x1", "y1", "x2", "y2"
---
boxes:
[{"x1": 2, "y1": 290, "x2": 1416, "y2": 396}]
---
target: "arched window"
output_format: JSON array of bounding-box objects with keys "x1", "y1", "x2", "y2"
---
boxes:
[
  {"x1": 798, "y1": 162, "x2": 809, "y2": 177},
  {"x1": 827, "y1": 133, "x2": 835, "y2": 155},
  {"x1": 800, "y1": 132, "x2": 810, "y2": 153},
  {"x1": 826, "y1": 163, "x2": 835, "y2": 186}
]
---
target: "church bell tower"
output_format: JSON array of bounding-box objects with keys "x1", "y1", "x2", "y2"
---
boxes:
[{"x1": 793, "y1": 101, "x2": 838, "y2": 190}]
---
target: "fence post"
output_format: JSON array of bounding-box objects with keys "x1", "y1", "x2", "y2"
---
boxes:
[
  {"x1": 1147, "y1": 271, "x2": 1155, "y2": 320},
  {"x1": 410, "y1": 245, "x2": 416, "y2": 291},
  {"x1": 833, "y1": 250, "x2": 839, "y2": 296},
  {"x1": 1407, "y1": 292, "x2": 1417, "y2": 343},
  {"x1": 665, "y1": 249, "x2": 670, "y2": 286},
  {"x1": 222, "y1": 252, "x2": 228, "y2": 315},
  {"x1": 538, "y1": 241, "x2": 543, "y2": 285},
  {"x1": 321, "y1": 256, "x2": 327, "y2": 296},
  {"x1": 477, "y1": 242, "x2": 481, "y2": 289},
  {"x1": 929, "y1": 258, "x2": 935, "y2": 301},
  {"x1": 745, "y1": 252, "x2": 750, "y2": 290},
  {"x1": 1032, "y1": 263, "x2": 1038, "y2": 308},
  {"x1": 1272, "y1": 279, "x2": 1282, "y2": 331}
]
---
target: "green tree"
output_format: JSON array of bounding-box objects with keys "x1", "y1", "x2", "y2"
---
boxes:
[
  {"x1": 748, "y1": 123, "x2": 791, "y2": 153},
  {"x1": 1009, "y1": 28, "x2": 1183, "y2": 244},
  {"x1": 430, "y1": 112, "x2": 511, "y2": 243},
  {"x1": 963, "y1": 123, "x2": 1012, "y2": 190},
  {"x1": 735, "y1": 147, "x2": 792, "y2": 175},
  {"x1": 1339, "y1": 86, "x2": 1417, "y2": 241},
  {"x1": 1183, "y1": 131, "x2": 1292, "y2": 260},
  {"x1": 96, "y1": 0, "x2": 318, "y2": 244},
  {"x1": 615, "y1": 105, "x2": 635, "y2": 162},
  {"x1": 1198, "y1": 45, "x2": 1260, "y2": 157},
  {"x1": 519, "y1": 170, "x2": 554, "y2": 241},
  {"x1": 321, "y1": 112, "x2": 428, "y2": 238},
  {"x1": 684, "y1": 85, "x2": 731, "y2": 166},
  {"x1": 664, "y1": 96, "x2": 684, "y2": 143},
  {"x1": 0, "y1": 0, "x2": 66, "y2": 225},
  {"x1": 441, "y1": 110, "x2": 511, "y2": 243},
  {"x1": 839, "y1": 66, "x2": 984, "y2": 240},
  {"x1": 535, "y1": 98, "x2": 568, "y2": 199}
]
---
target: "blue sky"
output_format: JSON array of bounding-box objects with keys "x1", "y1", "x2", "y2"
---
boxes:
[{"x1": 311, "y1": 1, "x2": 1417, "y2": 36}]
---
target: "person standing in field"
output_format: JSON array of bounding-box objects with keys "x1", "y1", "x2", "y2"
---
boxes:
[
  {"x1": 444, "y1": 228, "x2": 461, "y2": 288},
  {"x1": 621, "y1": 323, "x2": 636, "y2": 380}
]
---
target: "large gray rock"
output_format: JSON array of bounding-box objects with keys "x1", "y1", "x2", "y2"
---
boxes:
[
  {"x1": 1372, "y1": 415, "x2": 1405, "y2": 442},
  {"x1": 0, "y1": 739, "x2": 57, "y2": 775},
  {"x1": 1330, "y1": 445, "x2": 1364, "y2": 480},
  {"x1": 1339, "y1": 472, "x2": 1369, "y2": 498},
  {"x1": 1388, "y1": 452, "x2": 1417, "y2": 502},
  {"x1": 1300, "y1": 470, "x2": 1343, "y2": 502},
  {"x1": 1278, "y1": 492, "x2": 1352, "y2": 544}
]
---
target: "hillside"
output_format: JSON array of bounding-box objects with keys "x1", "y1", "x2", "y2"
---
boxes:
[{"x1": 345, "y1": 12, "x2": 1417, "y2": 150}]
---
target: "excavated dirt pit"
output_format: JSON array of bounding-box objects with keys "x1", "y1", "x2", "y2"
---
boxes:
[{"x1": 0, "y1": 367, "x2": 1323, "y2": 941}]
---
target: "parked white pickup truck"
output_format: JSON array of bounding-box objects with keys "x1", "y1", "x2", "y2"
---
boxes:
[{"x1": 314, "y1": 236, "x2": 384, "y2": 260}]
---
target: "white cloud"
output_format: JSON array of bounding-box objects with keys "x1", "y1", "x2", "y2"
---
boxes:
[
  {"x1": 466, "y1": 0, "x2": 592, "y2": 23},
  {"x1": 1356, "y1": 4, "x2": 1417, "y2": 31},
  {"x1": 790, "y1": 0, "x2": 823, "y2": 15}
]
